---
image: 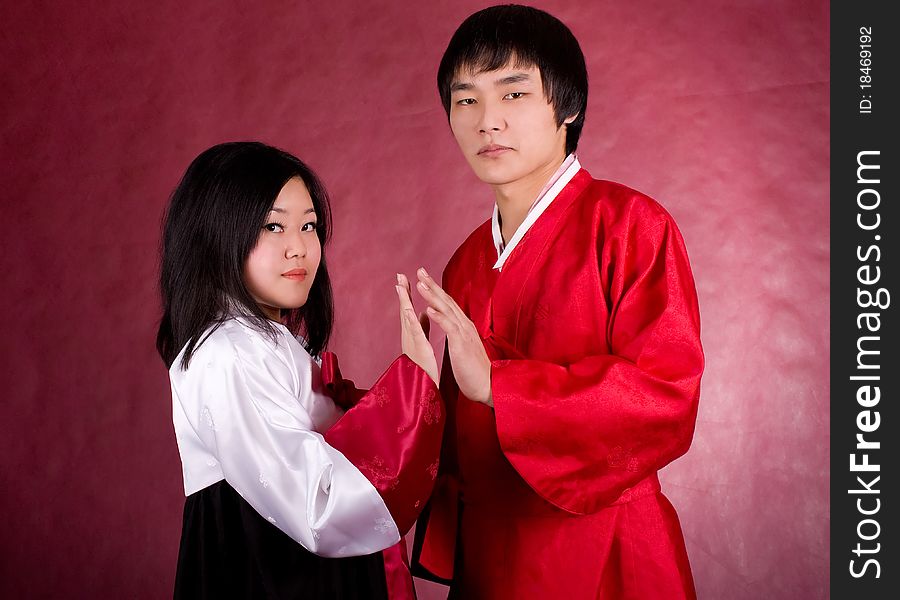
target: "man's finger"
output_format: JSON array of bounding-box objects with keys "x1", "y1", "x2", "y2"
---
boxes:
[
  {"x1": 417, "y1": 268, "x2": 467, "y2": 320},
  {"x1": 416, "y1": 280, "x2": 455, "y2": 318},
  {"x1": 425, "y1": 305, "x2": 456, "y2": 334}
]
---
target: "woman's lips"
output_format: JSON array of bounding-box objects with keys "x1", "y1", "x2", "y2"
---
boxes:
[{"x1": 282, "y1": 268, "x2": 307, "y2": 281}]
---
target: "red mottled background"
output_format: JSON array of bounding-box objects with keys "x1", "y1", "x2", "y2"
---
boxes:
[{"x1": 0, "y1": 1, "x2": 829, "y2": 598}]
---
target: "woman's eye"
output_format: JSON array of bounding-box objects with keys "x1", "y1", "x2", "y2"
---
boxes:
[
  {"x1": 301, "y1": 222, "x2": 318, "y2": 232},
  {"x1": 456, "y1": 98, "x2": 476, "y2": 106},
  {"x1": 504, "y1": 92, "x2": 525, "y2": 100},
  {"x1": 263, "y1": 222, "x2": 284, "y2": 233}
]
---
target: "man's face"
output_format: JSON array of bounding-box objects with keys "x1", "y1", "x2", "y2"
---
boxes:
[{"x1": 448, "y1": 63, "x2": 572, "y2": 187}]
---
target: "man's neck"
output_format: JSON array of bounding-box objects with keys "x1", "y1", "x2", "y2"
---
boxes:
[{"x1": 493, "y1": 154, "x2": 566, "y2": 245}]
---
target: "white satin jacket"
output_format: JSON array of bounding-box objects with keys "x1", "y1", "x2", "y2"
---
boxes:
[{"x1": 169, "y1": 317, "x2": 400, "y2": 557}]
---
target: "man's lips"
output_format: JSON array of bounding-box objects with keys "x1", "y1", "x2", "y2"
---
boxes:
[
  {"x1": 282, "y1": 268, "x2": 307, "y2": 281},
  {"x1": 477, "y1": 144, "x2": 513, "y2": 156}
]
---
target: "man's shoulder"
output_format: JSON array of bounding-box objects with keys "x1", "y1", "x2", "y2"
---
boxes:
[
  {"x1": 577, "y1": 176, "x2": 679, "y2": 232},
  {"x1": 443, "y1": 218, "x2": 492, "y2": 284},
  {"x1": 580, "y1": 177, "x2": 669, "y2": 215}
]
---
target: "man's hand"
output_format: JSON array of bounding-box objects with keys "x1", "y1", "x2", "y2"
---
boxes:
[
  {"x1": 415, "y1": 268, "x2": 493, "y2": 407},
  {"x1": 396, "y1": 273, "x2": 439, "y2": 384}
]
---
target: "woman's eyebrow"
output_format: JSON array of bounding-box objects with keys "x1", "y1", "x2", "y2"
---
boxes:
[{"x1": 267, "y1": 207, "x2": 316, "y2": 215}]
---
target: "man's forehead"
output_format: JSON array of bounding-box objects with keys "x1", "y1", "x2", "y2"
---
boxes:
[{"x1": 451, "y1": 62, "x2": 541, "y2": 86}]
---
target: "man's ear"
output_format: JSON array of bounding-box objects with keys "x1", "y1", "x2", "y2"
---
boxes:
[{"x1": 563, "y1": 113, "x2": 579, "y2": 125}]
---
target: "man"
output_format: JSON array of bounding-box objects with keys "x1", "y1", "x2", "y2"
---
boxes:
[{"x1": 409, "y1": 5, "x2": 704, "y2": 599}]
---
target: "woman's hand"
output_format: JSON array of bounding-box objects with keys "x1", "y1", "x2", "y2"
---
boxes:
[{"x1": 396, "y1": 273, "x2": 439, "y2": 384}]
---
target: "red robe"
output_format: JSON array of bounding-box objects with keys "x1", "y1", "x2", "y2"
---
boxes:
[
  {"x1": 412, "y1": 170, "x2": 703, "y2": 599},
  {"x1": 322, "y1": 354, "x2": 444, "y2": 600}
]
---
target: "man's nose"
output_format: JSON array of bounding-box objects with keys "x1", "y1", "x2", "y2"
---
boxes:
[{"x1": 477, "y1": 101, "x2": 505, "y2": 134}]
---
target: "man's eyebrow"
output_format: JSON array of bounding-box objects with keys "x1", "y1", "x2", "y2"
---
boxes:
[
  {"x1": 450, "y1": 81, "x2": 474, "y2": 92},
  {"x1": 496, "y1": 73, "x2": 531, "y2": 86}
]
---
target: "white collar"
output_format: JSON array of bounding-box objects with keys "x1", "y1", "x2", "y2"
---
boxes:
[{"x1": 491, "y1": 154, "x2": 581, "y2": 271}]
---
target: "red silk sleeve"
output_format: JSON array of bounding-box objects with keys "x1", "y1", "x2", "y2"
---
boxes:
[
  {"x1": 491, "y1": 218, "x2": 704, "y2": 515},
  {"x1": 410, "y1": 345, "x2": 460, "y2": 583},
  {"x1": 323, "y1": 355, "x2": 444, "y2": 535},
  {"x1": 319, "y1": 352, "x2": 367, "y2": 410}
]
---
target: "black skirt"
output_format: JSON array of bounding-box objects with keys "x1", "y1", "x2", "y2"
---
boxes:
[{"x1": 174, "y1": 480, "x2": 390, "y2": 599}]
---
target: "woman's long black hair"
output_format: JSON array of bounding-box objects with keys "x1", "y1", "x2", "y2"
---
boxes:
[{"x1": 156, "y1": 141, "x2": 334, "y2": 369}]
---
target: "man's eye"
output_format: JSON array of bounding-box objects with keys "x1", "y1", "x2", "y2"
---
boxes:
[
  {"x1": 456, "y1": 98, "x2": 476, "y2": 105},
  {"x1": 301, "y1": 222, "x2": 318, "y2": 232},
  {"x1": 263, "y1": 222, "x2": 284, "y2": 233},
  {"x1": 504, "y1": 92, "x2": 525, "y2": 100}
]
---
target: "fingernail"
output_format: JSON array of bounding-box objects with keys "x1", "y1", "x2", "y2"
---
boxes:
[
  {"x1": 418, "y1": 267, "x2": 429, "y2": 278},
  {"x1": 396, "y1": 273, "x2": 402, "y2": 284},
  {"x1": 417, "y1": 281, "x2": 429, "y2": 291}
]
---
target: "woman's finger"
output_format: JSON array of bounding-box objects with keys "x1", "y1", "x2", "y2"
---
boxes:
[
  {"x1": 404, "y1": 307, "x2": 422, "y2": 332},
  {"x1": 396, "y1": 286, "x2": 419, "y2": 341},
  {"x1": 399, "y1": 273, "x2": 413, "y2": 298},
  {"x1": 395, "y1": 284, "x2": 415, "y2": 312},
  {"x1": 397, "y1": 290, "x2": 428, "y2": 339}
]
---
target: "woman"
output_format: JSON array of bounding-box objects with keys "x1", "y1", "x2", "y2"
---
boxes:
[{"x1": 157, "y1": 141, "x2": 442, "y2": 599}]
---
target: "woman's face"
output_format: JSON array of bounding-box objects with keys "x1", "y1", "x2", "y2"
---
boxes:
[{"x1": 243, "y1": 177, "x2": 321, "y2": 320}]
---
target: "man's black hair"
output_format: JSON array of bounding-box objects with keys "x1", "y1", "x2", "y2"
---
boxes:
[
  {"x1": 437, "y1": 4, "x2": 588, "y2": 155},
  {"x1": 156, "y1": 141, "x2": 334, "y2": 369}
]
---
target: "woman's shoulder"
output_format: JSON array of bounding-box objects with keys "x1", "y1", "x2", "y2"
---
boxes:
[
  {"x1": 170, "y1": 317, "x2": 299, "y2": 380},
  {"x1": 169, "y1": 317, "x2": 321, "y2": 431}
]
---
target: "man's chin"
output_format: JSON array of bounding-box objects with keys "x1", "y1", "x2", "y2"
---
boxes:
[{"x1": 469, "y1": 164, "x2": 522, "y2": 187}]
